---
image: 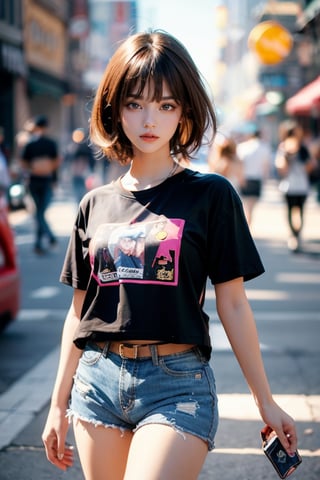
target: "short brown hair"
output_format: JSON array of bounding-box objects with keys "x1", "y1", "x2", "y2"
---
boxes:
[{"x1": 90, "y1": 30, "x2": 217, "y2": 162}]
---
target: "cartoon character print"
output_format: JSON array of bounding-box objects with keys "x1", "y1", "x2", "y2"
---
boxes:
[{"x1": 90, "y1": 216, "x2": 185, "y2": 286}]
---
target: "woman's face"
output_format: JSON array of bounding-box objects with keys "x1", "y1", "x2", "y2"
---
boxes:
[
  {"x1": 119, "y1": 237, "x2": 136, "y2": 255},
  {"x1": 120, "y1": 81, "x2": 182, "y2": 157},
  {"x1": 284, "y1": 137, "x2": 299, "y2": 155}
]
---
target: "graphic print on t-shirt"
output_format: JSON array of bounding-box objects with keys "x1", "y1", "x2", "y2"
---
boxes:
[{"x1": 90, "y1": 216, "x2": 185, "y2": 286}]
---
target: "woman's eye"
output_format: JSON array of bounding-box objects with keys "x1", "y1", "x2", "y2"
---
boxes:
[
  {"x1": 161, "y1": 103, "x2": 175, "y2": 111},
  {"x1": 126, "y1": 102, "x2": 141, "y2": 110}
]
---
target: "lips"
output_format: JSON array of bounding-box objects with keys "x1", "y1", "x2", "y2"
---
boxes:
[{"x1": 140, "y1": 133, "x2": 159, "y2": 142}]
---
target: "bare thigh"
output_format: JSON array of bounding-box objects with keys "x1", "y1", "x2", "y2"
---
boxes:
[
  {"x1": 73, "y1": 418, "x2": 133, "y2": 480},
  {"x1": 124, "y1": 423, "x2": 208, "y2": 480}
]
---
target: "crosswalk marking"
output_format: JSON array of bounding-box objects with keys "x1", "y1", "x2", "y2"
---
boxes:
[
  {"x1": 218, "y1": 393, "x2": 320, "y2": 422},
  {"x1": 17, "y1": 309, "x2": 66, "y2": 321}
]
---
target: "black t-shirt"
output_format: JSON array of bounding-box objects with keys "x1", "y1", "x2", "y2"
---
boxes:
[
  {"x1": 22, "y1": 135, "x2": 58, "y2": 180},
  {"x1": 60, "y1": 169, "x2": 264, "y2": 358}
]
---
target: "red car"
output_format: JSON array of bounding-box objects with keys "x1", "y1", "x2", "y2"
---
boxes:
[{"x1": 0, "y1": 194, "x2": 20, "y2": 331}]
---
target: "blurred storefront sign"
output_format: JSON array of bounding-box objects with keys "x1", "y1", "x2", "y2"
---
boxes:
[
  {"x1": 259, "y1": 71, "x2": 288, "y2": 89},
  {"x1": 24, "y1": 0, "x2": 66, "y2": 78},
  {"x1": 248, "y1": 20, "x2": 293, "y2": 65},
  {"x1": 69, "y1": 16, "x2": 89, "y2": 40},
  {"x1": 286, "y1": 76, "x2": 320, "y2": 115}
]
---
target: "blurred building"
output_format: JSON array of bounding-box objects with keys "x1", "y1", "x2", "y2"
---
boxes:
[
  {"x1": 212, "y1": 1, "x2": 268, "y2": 133},
  {"x1": 253, "y1": 1, "x2": 303, "y2": 146},
  {"x1": 285, "y1": 0, "x2": 320, "y2": 135},
  {"x1": 0, "y1": 0, "x2": 79, "y2": 159},
  {"x1": 213, "y1": 0, "x2": 319, "y2": 146},
  {"x1": 84, "y1": 0, "x2": 137, "y2": 89},
  {"x1": 0, "y1": 0, "x2": 137, "y2": 163},
  {"x1": 23, "y1": 0, "x2": 71, "y2": 147},
  {"x1": 0, "y1": 1, "x2": 26, "y2": 152}
]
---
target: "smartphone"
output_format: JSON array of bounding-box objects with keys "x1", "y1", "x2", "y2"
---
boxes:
[{"x1": 261, "y1": 426, "x2": 302, "y2": 479}]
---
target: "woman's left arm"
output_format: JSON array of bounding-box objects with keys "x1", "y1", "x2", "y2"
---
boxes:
[{"x1": 214, "y1": 277, "x2": 298, "y2": 455}]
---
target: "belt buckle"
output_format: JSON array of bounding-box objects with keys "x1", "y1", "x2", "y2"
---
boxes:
[{"x1": 119, "y1": 343, "x2": 139, "y2": 359}]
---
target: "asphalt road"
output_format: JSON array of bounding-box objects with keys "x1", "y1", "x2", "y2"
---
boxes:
[{"x1": 0, "y1": 180, "x2": 319, "y2": 479}]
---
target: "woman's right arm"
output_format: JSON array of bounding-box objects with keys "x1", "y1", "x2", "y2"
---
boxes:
[{"x1": 42, "y1": 288, "x2": 86, "y2": 471}]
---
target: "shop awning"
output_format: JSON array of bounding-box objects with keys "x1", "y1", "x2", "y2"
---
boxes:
[
  {"x1": 286, "y1": 76, "x2": 320, "y2": 115},
  {"x1": 27, "y1": 68, "x2": 68, "y2": 99}
]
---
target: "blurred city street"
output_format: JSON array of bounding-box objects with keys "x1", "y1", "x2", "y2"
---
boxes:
[
  {"x1": 1, "y1": 1, "x2": 320, "y2": 478},
  {"x1": 0, "y1": 179, "x2": 319, "y2": 479}
]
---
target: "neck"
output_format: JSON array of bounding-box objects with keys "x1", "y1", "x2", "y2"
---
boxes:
[{"x1": 121, "y1": 156, "x2": 180, "y2": 191}]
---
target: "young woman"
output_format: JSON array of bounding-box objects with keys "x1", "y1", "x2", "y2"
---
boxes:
[
  {"x1": 208, "y1": 133, "x2": 244, "y2": 192},
  {"x1": 275, "y1": 120, "x2": 316, "y2": 252},
  {"x1": 42, "y1": 31, "x2": 298, "y2": 480}
]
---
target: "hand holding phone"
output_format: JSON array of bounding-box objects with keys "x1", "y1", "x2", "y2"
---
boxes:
[{"x1": 261, "y1": 425, "x2": 302, "y2": 479}]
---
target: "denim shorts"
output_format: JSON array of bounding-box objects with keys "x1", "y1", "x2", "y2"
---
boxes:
[{"x1": 68, "y1": 342, "x2": 219, "y2": 451}]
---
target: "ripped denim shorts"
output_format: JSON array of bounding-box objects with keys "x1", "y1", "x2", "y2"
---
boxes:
[{"x1": 68, "y1": 342, "x2": 219, "y2": 450}]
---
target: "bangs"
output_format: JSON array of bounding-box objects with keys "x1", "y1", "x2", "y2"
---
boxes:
[
  {"x1": 90, "y1": 31, "x2": 217, "y2": 162},
  {"x1": 121, "y1": 52, "x2": 183, "y2": 103}
]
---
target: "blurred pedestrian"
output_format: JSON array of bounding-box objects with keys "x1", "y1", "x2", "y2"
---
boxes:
[
  {"x1": 237, "y1": 126, "x2": 272, "y2": 225},
  {"x1": 15, "y1": 118, "x2": 35, "y2": 157},
  {"x1": 209, "y1": 132, "x2": 244, "y2": 191},
  {"x1": 0, "y1": 126, "x2": 10, "y2": 165},
  {"x1": 9, "y1": 119, "x2": 36, "y2": 208},
  {"x1": 66, "y1": 128, "x2": 96, "y2": 203},
  {"x1": 20, "y1": 115, "x2": 61, "y2": 255},
  {"x1": 13, "y1": 118, "x2": 36, "y2": 185},
  {"x1": 275, "y1": 120, "x2": 316, "y2": 252},
  {"x1": 42, "y1": 31, "x2": 298, "y2": 479},
  {"x1": 0, "y1": 150, "x2": 10, "y2": 195},
  {"x1": 0, "y1": 127, "x2": 11, "y2": 197}
]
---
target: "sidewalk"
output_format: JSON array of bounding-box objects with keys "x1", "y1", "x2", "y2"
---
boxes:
[{"x1": 2, "y1": 180, "x2": 320, "y2": 479}]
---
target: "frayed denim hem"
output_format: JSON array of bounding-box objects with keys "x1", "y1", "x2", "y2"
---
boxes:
[{"x1": 66, "y1": 408, "x2": 129, "y2": 437}]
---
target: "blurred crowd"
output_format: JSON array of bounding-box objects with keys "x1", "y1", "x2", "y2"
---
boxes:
[
  {"x1": 1, "y1": 114, "x2": 319, "y2": 255},
  {"x1": 208, "y1": 120, "x2": 319, "y2": 252}
]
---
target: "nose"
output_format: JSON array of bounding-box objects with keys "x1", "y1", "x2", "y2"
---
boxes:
[
  {"x1": 143, "y1": 107, "x2": 156, "y2": 128},
  {"x1": 143, "y1": 120, "x2": 156, "y2": 128},
  {"x1": 143, "y1": 122, "x2": 155, "y2": 128}
]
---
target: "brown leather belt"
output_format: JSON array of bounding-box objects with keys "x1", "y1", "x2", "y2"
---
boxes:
[{"x1": 95, "y1": 341, "x2": 195, "y2": 359}]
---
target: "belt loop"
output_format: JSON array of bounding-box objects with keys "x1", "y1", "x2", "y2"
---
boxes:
[
  {"x1": 193, "y1": 346, "x2": 205, "y2": 362},
  {"x1": 102, "y1": 342, "x2": 111, "y2": 358},
  {"x1": 150, "y1": 344, "x2": 159, "y2": 365},
  {"x1": 119, "y1": 343, "x2": 139, "y2": 359}
]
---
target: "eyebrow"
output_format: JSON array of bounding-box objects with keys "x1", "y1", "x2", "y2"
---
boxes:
[{"x1": 127, "y1": 93, "x2": 176, "y2": 101}]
